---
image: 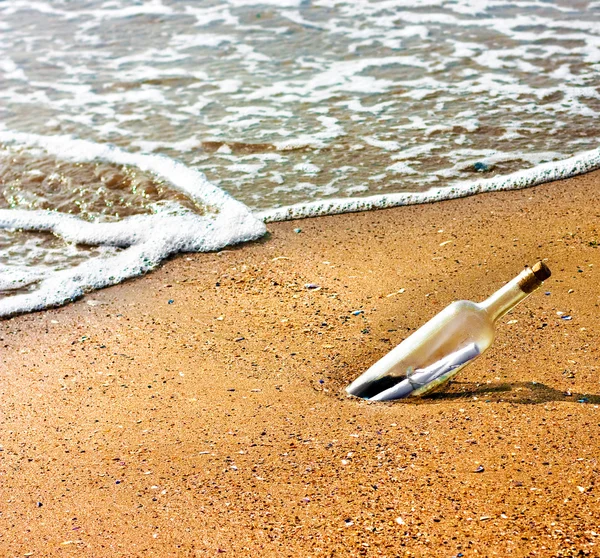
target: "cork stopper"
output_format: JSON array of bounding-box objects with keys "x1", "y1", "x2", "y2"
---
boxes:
[
  {"x1": 518, "y1": 261, "x2": 551, "y2": 293},
  {"x1": 532, "y1": 261, "x2": 551, "y2": 282}
]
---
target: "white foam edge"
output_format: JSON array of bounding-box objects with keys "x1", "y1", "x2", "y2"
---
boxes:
[
  {"x1": 0, "y1": 131, "x2": 266, "y2": 316},
  {"x1": 257, "y1": 146, "x2": 600, "y2": 222}
]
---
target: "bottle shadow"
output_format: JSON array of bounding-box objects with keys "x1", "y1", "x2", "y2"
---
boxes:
[{"x1": 422, "y1": 381, "x2": 600, "y2": 405}]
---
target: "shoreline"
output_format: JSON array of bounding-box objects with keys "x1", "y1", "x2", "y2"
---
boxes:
[
  {"x1": 1, "y1": 170, "x2": 599, "y2": 556},
  {"x1": 2, "y1": 129, "x2": 600, "y2": 319},
  {"x1": 258, "y1": 146, "x2": 600, "y2": 222}
]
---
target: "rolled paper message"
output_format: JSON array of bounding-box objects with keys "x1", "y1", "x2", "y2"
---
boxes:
[{"x1": 370, "y1": 343, "x2": 481, "y2": 401}]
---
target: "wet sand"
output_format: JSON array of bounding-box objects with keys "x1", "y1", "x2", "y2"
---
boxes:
[{"x1": 1, "y1": 170, "x2": 599, "y2": 556}]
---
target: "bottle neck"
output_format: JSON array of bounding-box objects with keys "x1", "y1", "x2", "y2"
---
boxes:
[{"x1": 479, "y1": 267, "x2": 543, "y2": 323}]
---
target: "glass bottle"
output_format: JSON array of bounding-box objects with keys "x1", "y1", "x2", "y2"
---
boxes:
[{"x1": 346, "y1": 261, "x2": 551, "y2": 401}]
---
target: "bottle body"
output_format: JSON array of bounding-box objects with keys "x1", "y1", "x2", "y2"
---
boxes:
[
  {"x1": 346, "y1": 262, "x2": 551, "y2": 401},
  {"x1": 346, "y1": 301, "x2": 494, "y2": 400}
]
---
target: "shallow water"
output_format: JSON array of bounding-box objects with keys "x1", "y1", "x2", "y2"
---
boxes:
[
  {"x1": 0, "y1": 147, "x2": 204, "y2": 220},
  {"x1": 0, "y1": 0, "x2": 599, "y2": 314}
]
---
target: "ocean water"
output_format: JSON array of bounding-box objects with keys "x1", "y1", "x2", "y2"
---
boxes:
[{"x1": 0, "y1": 0, "x2": 599, "y2": 315}]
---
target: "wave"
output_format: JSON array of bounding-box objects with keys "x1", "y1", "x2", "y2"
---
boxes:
[
  {"x1": 257, "y1": 147, "x2": 600, "y2": 222},
  {"x1": 0, "y1": 130, "x2": 598, "y2": 317},
  {"x1": 0, "y1": 131, "x2": 266, "y2": 316}
]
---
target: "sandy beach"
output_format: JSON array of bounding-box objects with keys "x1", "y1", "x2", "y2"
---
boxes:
[{"x1": 1, "y1": 170, "x2": 599, "y2": 557}]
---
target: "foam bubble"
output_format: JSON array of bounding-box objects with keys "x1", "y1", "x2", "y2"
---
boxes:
[
  {"x1": 228, "y1": 0, "x2": 302, "y2": 6},
  {"x1": 387, "y1": 162, "x2": 418, "y2": 175}
]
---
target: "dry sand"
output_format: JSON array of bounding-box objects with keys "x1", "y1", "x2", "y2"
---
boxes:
[{"x1": 1, "y1": 171, "x2": 599, "y2": 557}]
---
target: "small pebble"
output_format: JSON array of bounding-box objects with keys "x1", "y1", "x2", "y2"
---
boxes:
[
  {"x1": 305, "y1": 283, "x2": 320, "y2": 290},
  {"x1": 168, "y1": 299, "x2": 174, "y2": 305},
  {"x1": 473, "y1": 161, "x2": 489, "y2": 172},
  {"x1": 545, "y1": 291, "x2": 551, "y2": 296},
  {"x1": 319, "y1": 379, "x2": 325, "y2": 384},
  {"x1": 294, "y1": 228, "x2": 302, "y2": 233},
  {"x1": 561, "y1": 315, "x2": 572, "y2": 321},
  {"x1": 474, "y1": 465, "x2": 485, "y2": 473},
  {"x1": 115, "y1": 480, "x2": 121, "y2": 484},
  {"x1": 352, "y1": 310, "x2": 363, "y2": 316},
  {"x1": 37, "y1": 502, "x2": 43, "y2": 507},
  {"x1": 578, "y1": 398, "x2": 589, "y2": 403}
]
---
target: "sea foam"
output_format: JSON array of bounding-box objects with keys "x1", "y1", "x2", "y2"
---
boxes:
[
  {"x1": 257, "y1": 146, "x2": 600, "y2": 222},
  {"x1": 0, "y1": 131, "x2": 266, "y2": 316}
]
